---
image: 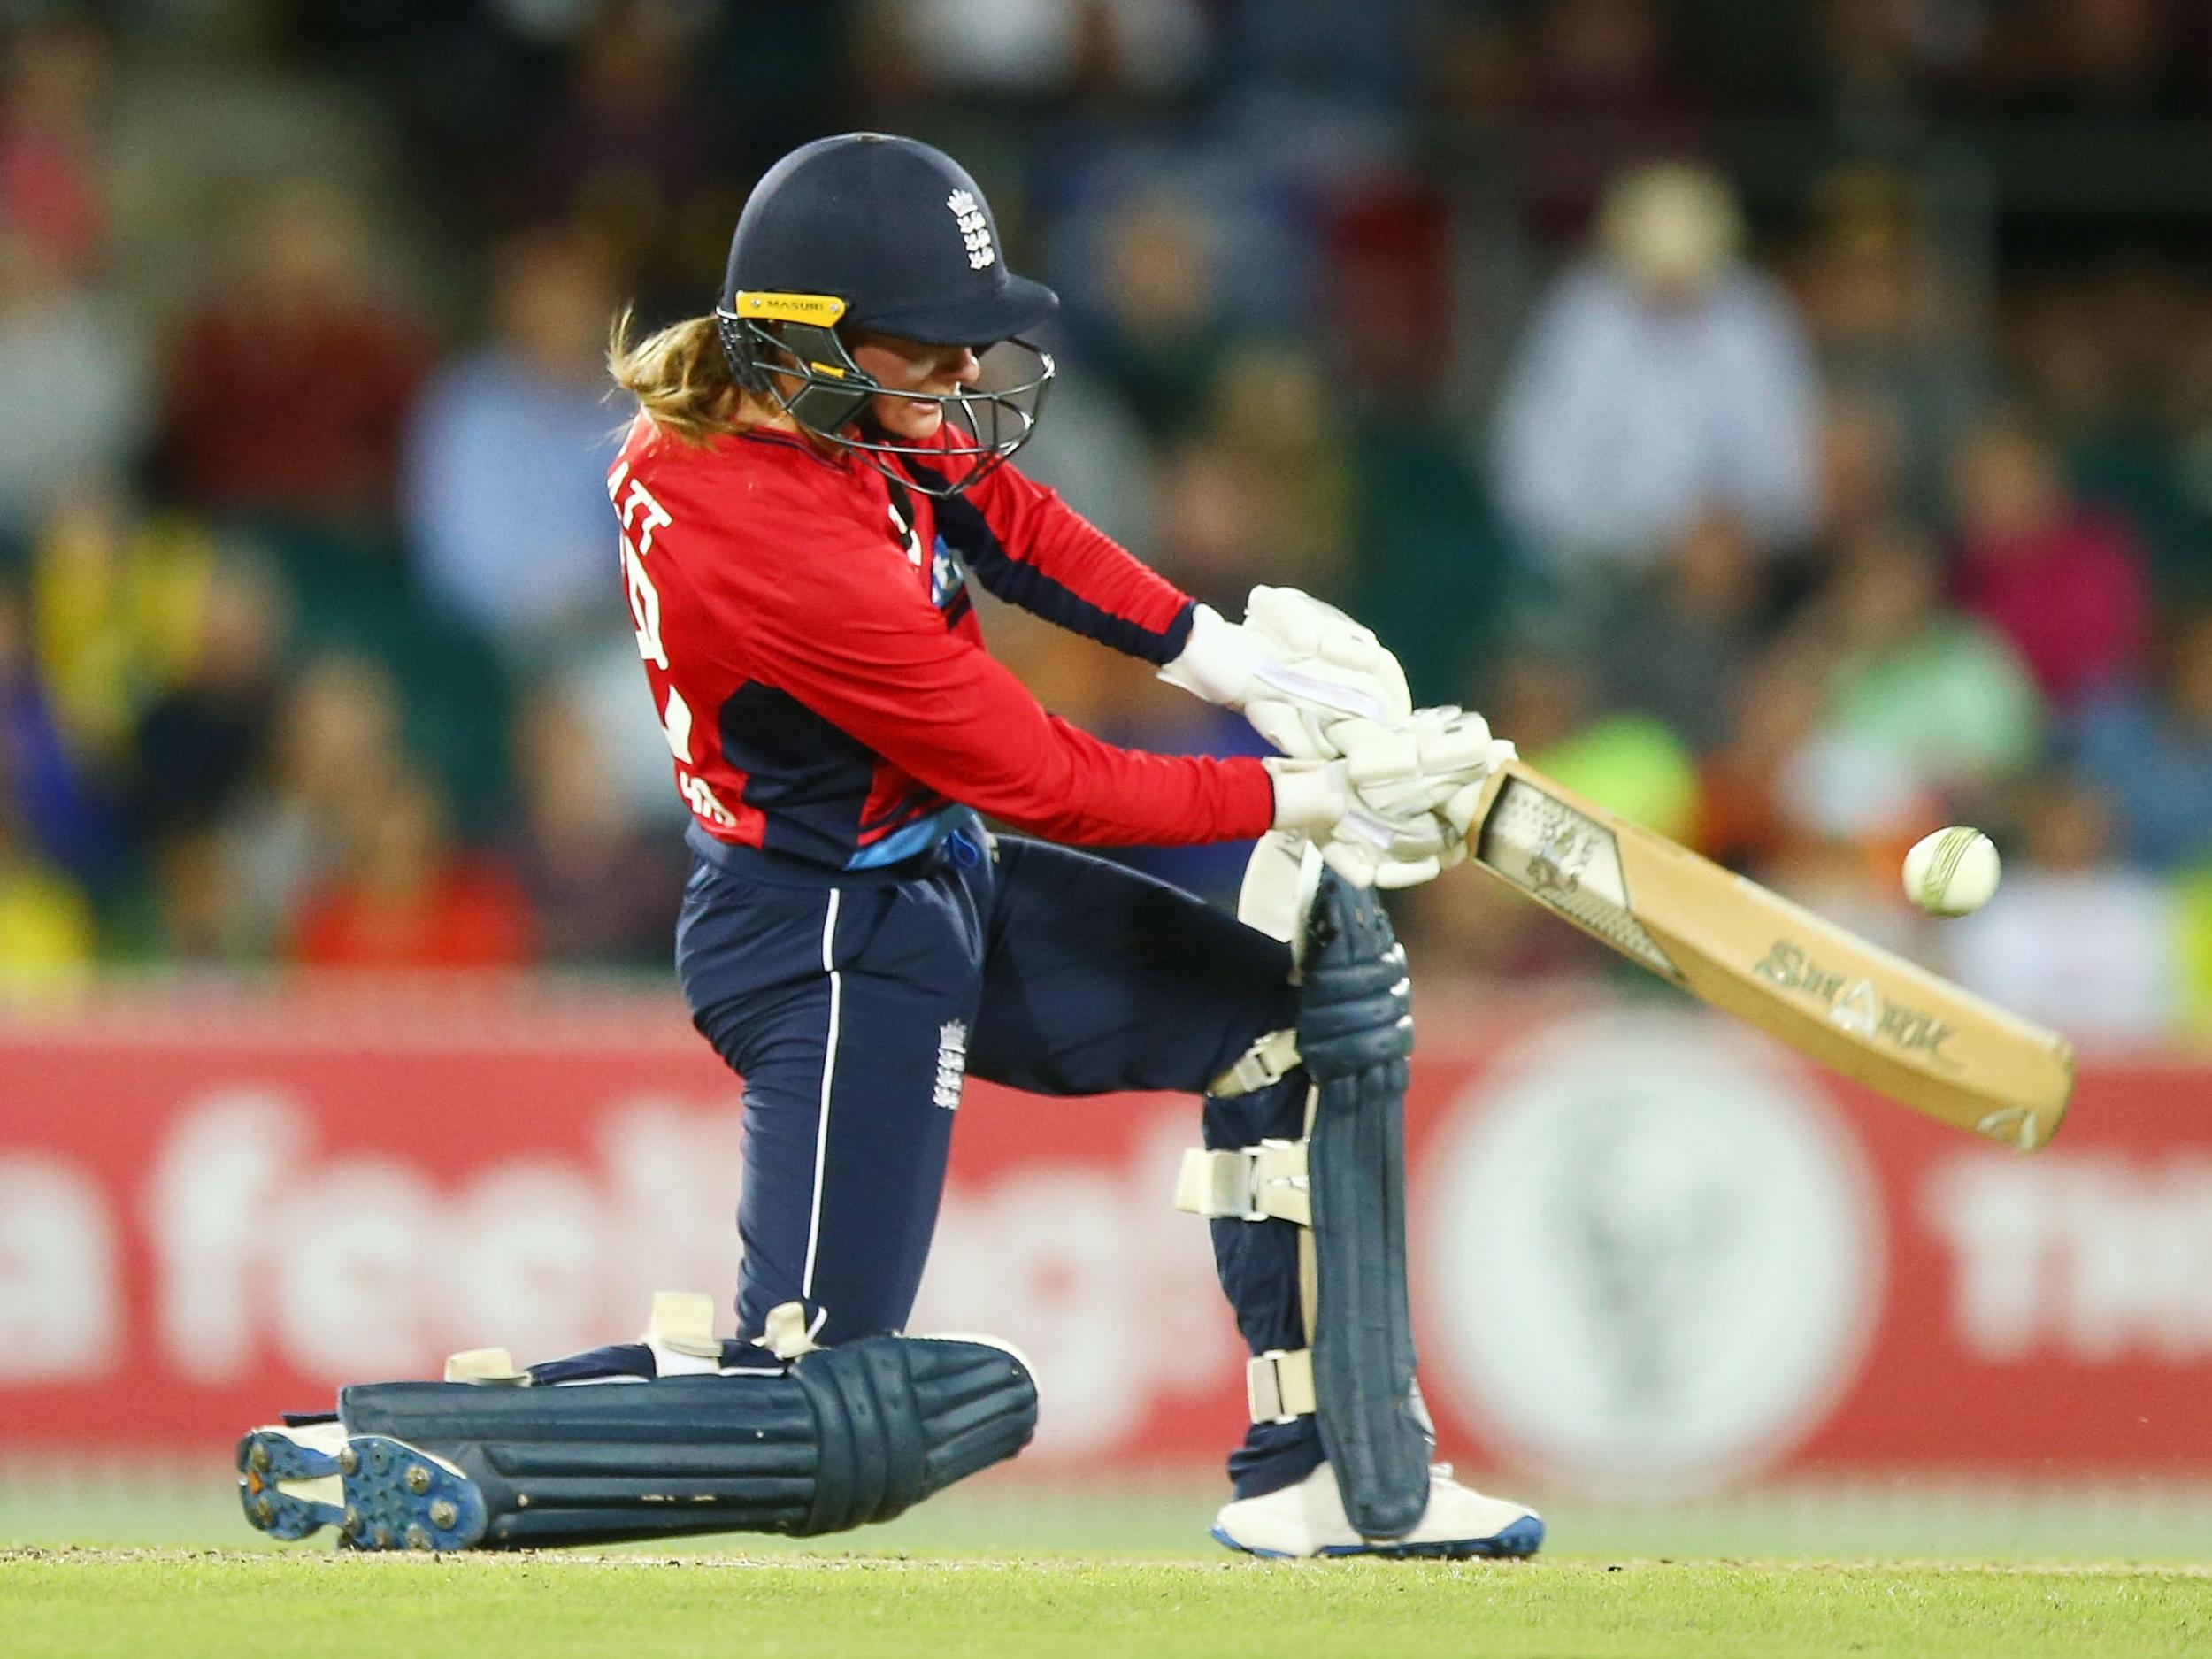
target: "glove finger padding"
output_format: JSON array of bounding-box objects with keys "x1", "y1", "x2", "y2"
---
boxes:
[
  {"x1": 1337, "y1": 725, "x2": 1421, "y2": 787},
  {"x1": 1244, "y1": 587, "x2": 1411, "y2": 739},
  {"x1": 1332, "y1": 803, "x2": 1447, "y2": 855},
  {"x1": 1336, "y1": 710, "x2": 1494, "y2": 782},
  {"x1": 1331, "y1": 710, "x2": 1507, "y2": 831},
  {"x1": 1438, "y1": 741, "x2": 1514, "y2": 839},
  {"x1": 1368, "y1": 822, "x2": 1471, "y2": 888},
  {"x1": 1318, "y1": 837, "x2": 1383, "y2": 889},
  {"x1": 1404, "y1": 710, "x2": 1500, "y2": 776},
  {"x1": 1369, "y1": 852, "x2": 1442, "y2": 890},
  {"x1": 1246, "y1": 697, "x2": 1339, "y2": 762},
  {"x1": 1319, "y1": 809, "x2": 1452, "y2": 890},
  {"x1": 1273, "y1": 702, "x2": 1511, "y2": 890},
  {"x1": 1248, "y1": 587, "x2": 1390, "y2": 672}
]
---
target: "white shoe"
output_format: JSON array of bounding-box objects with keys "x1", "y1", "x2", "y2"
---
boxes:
[{"x1": 1211, "y1": 1461, "x2": 1542, "y2": 1560}]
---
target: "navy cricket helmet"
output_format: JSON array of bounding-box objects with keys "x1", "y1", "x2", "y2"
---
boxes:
[{"x1": 715, "y1": 133, "x2": 1056, "y2": 497}]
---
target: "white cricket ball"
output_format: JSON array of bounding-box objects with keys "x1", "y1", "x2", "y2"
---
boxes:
[{"x1": 1902, "y1": 826, "x2": 2001, "y2": 917}]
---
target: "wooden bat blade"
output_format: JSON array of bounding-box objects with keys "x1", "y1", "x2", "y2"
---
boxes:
[{"x1": 1463, "y1": 760, "x2": 2074, "y2": 1150}]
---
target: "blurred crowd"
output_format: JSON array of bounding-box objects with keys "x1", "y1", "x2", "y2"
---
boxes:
[{"x1": 4, "y1": 0, "x2": 2212, "y2": 1044}]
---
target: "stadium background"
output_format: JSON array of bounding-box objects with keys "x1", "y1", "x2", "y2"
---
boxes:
[{"x1": 4, "y1": 0, "x2": 2212, "y2": 1558}]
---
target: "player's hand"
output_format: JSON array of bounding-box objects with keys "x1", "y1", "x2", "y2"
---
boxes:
[
  {"x1": 1159, "y1": 587, "x2": 1410, "y2": 760},
  {"x1": 1334, "y1": 705, "x2": 1515, "y2": 887},
  {"x1": 1264, "y1": 706, "x2": 1513, "y2": 888}
]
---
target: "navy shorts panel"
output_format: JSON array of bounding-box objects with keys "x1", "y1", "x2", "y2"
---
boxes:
[
  {"x1": 968, "y1": 836, "x2": 1296, "y2": 1097},
  {"x1": 673, "y1": 831, "x2": 1309, "y2": 1429}
]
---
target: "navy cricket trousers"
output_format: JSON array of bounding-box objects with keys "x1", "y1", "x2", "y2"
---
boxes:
[{"x1": 676, "y1": 816, "x2": 1320, "y2": 1494}]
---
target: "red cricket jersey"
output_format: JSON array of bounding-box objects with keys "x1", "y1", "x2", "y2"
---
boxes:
[{"x1": 606, "y1": 413, "x2": 1273, "y2": 870}]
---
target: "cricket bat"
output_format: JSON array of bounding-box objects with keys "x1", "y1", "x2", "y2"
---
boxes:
[{"x1": 1461, "y1": 758, "x2": 2074, "y2": 1150}]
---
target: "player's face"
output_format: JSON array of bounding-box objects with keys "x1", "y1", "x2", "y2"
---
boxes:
[{"x1": 847, "y1": 331, "x2": 984, "y2": 442}]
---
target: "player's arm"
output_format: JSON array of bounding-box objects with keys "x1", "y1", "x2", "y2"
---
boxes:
[
  {"x1": 949, "y1": 461, "x2": 1420, "y2": 763},
  {"x1": 729, "y1": 534, "x2": 1271, "y2": 847},
  {"x1": 728, "y1": 537, "x2": 1493, "y2": 874},
  {"x1": 932, "y1": 462, "x2": 1198, "y2": 662}
]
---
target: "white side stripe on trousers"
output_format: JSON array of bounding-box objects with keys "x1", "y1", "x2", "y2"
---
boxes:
[{"x1": 801, "y1": 888, "x2": 841, "y2": 1298}]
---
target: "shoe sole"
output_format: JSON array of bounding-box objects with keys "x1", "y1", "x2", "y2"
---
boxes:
[
  {"x1": 1210, "y1": 1513, "x2": 1545, "y2": 1561},
  {"x1": 236, "y1": 1428, "x2": 488, "y2": 1551}
]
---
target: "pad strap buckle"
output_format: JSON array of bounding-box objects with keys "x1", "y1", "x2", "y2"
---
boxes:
[
  {"x1": 444, "y1": 1347, "x2": 530, "y2": 1386},
  {"x1": 648, "y1": 1291, "x2": 725, "y2": 1376},
  {"x1": 1208, "y1": 1028, "x2": 1302, "y2": 1098},
  {"x1": 1246, "y1": 1348, "x2": 1317, "y2": 1423},
  {"x1": 1173, "y1": 1141, "x2": 1311, "y2": 1225}
]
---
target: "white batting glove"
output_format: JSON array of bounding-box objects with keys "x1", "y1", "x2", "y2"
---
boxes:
[
  {"x1": 1263, "y1": 706, "x2": 1512, "y2": 889},
  {"x1": 1264, "y1": 756, "x2": 1449, "y2": 888},
  {"x1": 1161, "y1": 588, "x2": 1411, "y2": 761},
  {"x1": 1335, "y1": 705, "x2": 1511, "y2": 887}
]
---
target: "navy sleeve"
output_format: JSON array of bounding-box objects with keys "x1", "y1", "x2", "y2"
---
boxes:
[{"x1": 910, "y1": 459, "x2": 1196, "y2": 665}]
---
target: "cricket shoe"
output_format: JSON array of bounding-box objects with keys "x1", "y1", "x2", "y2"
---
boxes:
[
  {"x1": 1210, "y1": 1462, "x2": 1542, "y2": 1560},
  {"x1": 237, "y1": 1419, "x2": 487, "y2": 1551}
]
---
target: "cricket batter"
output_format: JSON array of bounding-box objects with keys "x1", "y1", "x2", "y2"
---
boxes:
[{"x1": 235, "y1": 134, "x2": 1540, "y2": 1561}]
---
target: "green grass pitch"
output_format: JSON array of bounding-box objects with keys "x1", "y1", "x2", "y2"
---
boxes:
[
  {"x1": 7, "y1": 1548, "x2": 2210, "y2": 1659},
  {"x1": 9, "y1": 1471, "x2": 2212, "y2": 1657}
]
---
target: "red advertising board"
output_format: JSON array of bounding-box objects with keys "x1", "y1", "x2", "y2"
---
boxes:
[{"x1": 1, "y1": 982, "x2": 2207, "y2": 1490}]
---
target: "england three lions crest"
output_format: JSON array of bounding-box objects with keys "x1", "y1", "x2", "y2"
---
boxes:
[
  {"x1": 933, "y1": 1020, "x2": 968, "y2": 1110},
  {"x1": 946, "y1": 190, "x2": 995, "y2": 271}
]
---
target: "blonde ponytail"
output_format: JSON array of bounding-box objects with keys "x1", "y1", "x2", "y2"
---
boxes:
[{"x1": 606, "y1": 309, "x2": 747, "y2": 442}]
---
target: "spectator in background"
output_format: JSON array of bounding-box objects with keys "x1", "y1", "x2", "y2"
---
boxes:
[
  {"x1": 1692, "y1": 635, "x2": 1834, "y2": 872},
  {"x1": 0, "y1": 574, "x2": 104, "y2": 884},
  {"x1": 2008, "y1": 273, "x2": 2131, "y2": 451},
  {"x1": 28, "y1": 484, "x2": 206, "y2": 772},
  {"x1": 1060, "y1": 189, "x2": 1231, "y2": 444},
  {"x1": 521, "y1": 0, "x2": 720, "y2": 314},
  {"x1": 127, "y1": 546, "x2": 289, "y2": 958},
  {"x1": 0, "y1": 755, "x2": 92, "y2": 999},
  {"x1": 1492, "y1": 163, "x2": 1821, "y2": 587},
  {"x1": 402, "y1": 221, "x2": 672, "y2": 830},
  {"x1": 2003, "y1": 264, "x2": 2204, "y2": 587},
  {"x1": 1810, "y1": 0, "x2": 1953, "y2": 128},
  {"x1": 1491, "y1": 641, "x2": 1701, "y2": 844},
  {"x1": 2150, "y1": 288, "x2": 2212, "y2": 600},
  {"x1": 1194, "y1": 340, "x2": 1349, "y2": 592},
  {"x1": 0, "y1": 229, "x2": 147, "y2": 544},
  {"x1": 1149, "y1": 442, "x2": 1270, "y2": 613},
  {"x1": 1793, "y1": 166, "x2": 1988, "y2": 523},
  {"x1": 403, "y1": 224, "x2": 624, "y2": 660},
  {"x1": 221, "y1": 651, "x2": 406, "y2": 956},
  {"x1": 0, "y1": 12, "x2": 111, "y2": 280},
  {"x1": 1971, "y1": 0, "x2": 2180, "y2": 116},
  {"x1": 1590, "y1": 507, "x2": 1770, "y2": 754},
  {"x1": 1311, "y1": 175, "x2": 1520, "y2": 705},
  {"x1": 1800, "y1": 518, "x2": 2042, "y2": 801},
  {"x1": 2070, "y1": 607, "x2": 2212, "y2": 872},
  {"x1": 1947, "y1": 772, "x2": 2177, "y2": 1041},
  {"x1": 995, "y1": 345, "x2": 1156, "y2": 552},
  {"x1": 995, "y1": 168, "x2": 1190, "y2": 557},
  {"x1": 288, "y1": 761, "x2": 532, "y2": 971},
  {"x1": 860, "y1": 0, "x2": 1213, "y2": 103},
  {"x1": 1952, "y1": 412, "x2": 2149, "y2": 712},
  {"x1": 1402, "y1": 641, "x2": 1692, "y2": 977},
  {"x1": 158, "y1": 179, "x2": 428, "y2": 533},
  {"x1": 508, "y1": 683, "x2": 686, "y2": 965},
  {"x1": 1145, "y1": 331, "x2": 1375, "y2": 620},
  {"x1": 1533, "y1": 703, "x2": 1701, "y2": 854},
  {"x1": 1514, "y1": 0, "x2": 1709, "y2": 236},
  {"x1": 1815, "y1": 391, "x2": 1908, "y2": 549}
]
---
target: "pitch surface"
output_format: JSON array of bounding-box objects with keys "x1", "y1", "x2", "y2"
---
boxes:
[{"x1": 8, "y1": 1548, "x2": 2210, "y2": 1659}]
